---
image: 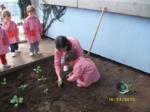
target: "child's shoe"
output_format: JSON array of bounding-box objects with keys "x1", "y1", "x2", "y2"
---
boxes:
[
  {"x1": 3, "y1": 64, "x2": 11, "y2": 69},
  {"x1": 15, "y1": 50, "x2": 21, "y2": 53},
  {"x1": 35, "y1": 51, "x2": 42, "y2": 55},
  {"x1": 29, "y1": 52, "x2": 34, "y2": 56},
  {"x1": 11, "y1": 52, "x2": 16, "y2": 57}
]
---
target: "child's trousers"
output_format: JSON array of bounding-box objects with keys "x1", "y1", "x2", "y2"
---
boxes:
[
  {"x1": 10, "y1": 43, "x2": 18, "y2": 52},
  {"x1": 0, "y1": 54, "x2": 7, "y2": 65},
  {"x1": 29, "y1": 41, "x2": 39, "y2": 53}
]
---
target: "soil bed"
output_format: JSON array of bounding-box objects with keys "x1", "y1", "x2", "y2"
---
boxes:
[{"x1": 0, "y1": 56, "x2": 150, "y2": 112}]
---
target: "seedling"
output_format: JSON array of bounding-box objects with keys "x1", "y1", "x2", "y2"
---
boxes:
[
  {"x1": 17, "y1": 73, "x2": 23, "y2": 79},
  {"x1": 18, "y1": 84, "x2": 28, "y2": 91},
  {"x1": 117, "y1": 81, "x2": 135, "y2": 94},
  {"x1": 33, "y1": 66, "x2": 42, "y2": 74},
  {"x1": 10, "y1": 95, "x2": 24, "y2": 108},
  {"x1": 38, "y1": 76, "x2": 47, "y2": 82},
  {"x1": 0, "y1": 77, "x2": 7, "y2": 85},
  {"x1": 43, "y1": 88, "x2": 49, "y2": 94}
]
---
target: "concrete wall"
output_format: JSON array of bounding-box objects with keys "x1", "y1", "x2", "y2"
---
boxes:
[
  {"x1": 40, "y1": 7, "x2": 150, "y2": 74},
  {"x1": 43, "y1": 0, "x2": 150, "y2": 18}
]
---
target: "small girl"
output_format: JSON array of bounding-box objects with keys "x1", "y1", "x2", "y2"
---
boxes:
[
  {"x1": 23, "y1": 5, "x2": 43, "y2": 56},
  {"x1": 0, "y1": 26, "x2": 11, "y2": 68},
  {"x1": 2, "y1": 10, "x2": 20, "y2": 57},
  {"x1": 65, "y1": 50, "x2": 100, "y2": 87}
]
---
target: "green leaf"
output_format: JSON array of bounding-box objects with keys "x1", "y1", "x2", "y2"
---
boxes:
[
  {"x1": 14, "y1": 103, "x2": 18, "y2": 107},
  {"x1": 18, "y1": 84, "x2": 28, "y2": 90},
  {"x1": 33, "y1": 69, "x2": 36, "y2": 71},
  {"x1": 10, "y1": 95, "x2": 18, "y2": 103},
  {"x1": 43, "y1": 88, "x2": 48, "y2": 94},
  {"x1": 17, "y1": 73, "x2": 23, "y2": 79},
  {"x1": 18, "y1": 97, "x2": 24, "y2": 103},
  {"x1": 0, "y1": 77, "x2": 7, "y2": 85},
  {"x1": 10, "y1": 99, "x2": 16, "y2": 103}
]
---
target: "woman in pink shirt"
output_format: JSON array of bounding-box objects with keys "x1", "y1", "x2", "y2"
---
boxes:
[
  {"x1": 23, "y1": 5, "x2": 43, "y2": 56},
  {"x1": 65, "y1": 50, "x2": 100, "y2": 87},
  {"x1": 54, "y1": 36, "x2": 83, "y2": 87},
  {"x1": 2, "y1": 10, "x2": 20, "y2": 57},
  {"x1": 0, "y1": 26, "x2": 11, "y2": 68}
]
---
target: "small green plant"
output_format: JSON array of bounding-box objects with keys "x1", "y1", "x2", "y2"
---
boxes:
[
  {"x1": 18, "y1": 84, "x2": 28, "y2": 91},
  {"x1": 10, "y1": 95, "x2": 24, "y2": 108},
  {"x1": 38, "y1": 76, "x2": 47, "y2": 82},
  {"x1": 17, "y1": 73, "x2": 23, "y2": 79},
  {"x1": 33, "y1": 66, "x2": 42, "y2": 74},
  {"x1": 117, "y1": 81, "x2": 135, "y2": 94},
  {"x1": 0, "y1": 77, "x2": 7, "y2": 85},
  {"x1": 43, "y1": 88, "x2": 49, "y2": 94}
]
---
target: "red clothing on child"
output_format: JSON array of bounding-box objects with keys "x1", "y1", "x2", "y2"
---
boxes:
[
  {"x1": 67, "y1": 57, "x2": 100, "y2": 87},
  {"x1": 23, "y1": 15, "x2": 43, "y2": 44}
]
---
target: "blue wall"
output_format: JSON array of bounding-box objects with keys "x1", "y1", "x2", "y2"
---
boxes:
[{"x1": 42, "y1": 7, "x2": 150, "y2": 74}]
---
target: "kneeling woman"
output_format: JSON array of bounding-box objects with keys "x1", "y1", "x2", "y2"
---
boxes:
[{"x1": 54, "y1": 36, "x2": 83, "y2": 87}]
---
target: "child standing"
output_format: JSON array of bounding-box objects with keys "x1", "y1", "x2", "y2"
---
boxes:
[
  {"x1": 0, "y1": 4, "x2": 6, "y2": 25},
  {"x1": 65, "y1": 50, "x2": 100, "y2": 87},
  {"x1": 2, "y1": 10, "x2": 20, "y2": 57},
  {"x1": 0, "y1": 26, "x2": 11, "y2": 68},
  {"x1": 23, "y1": 5, "x2": 43, "y2": 56}
]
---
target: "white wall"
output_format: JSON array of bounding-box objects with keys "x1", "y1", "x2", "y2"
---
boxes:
[{"x1": 40, "y1": 7, "x2": 150, "y2": 74}]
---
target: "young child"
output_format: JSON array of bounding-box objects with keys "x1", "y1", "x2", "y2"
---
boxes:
[
  {"x1": 65, "y1": 50, "x2": 100, "y2": 87},
  {"x1": 23, "y1": 5, "x2": 43, "y2": 56},
  {"x1": 0, "y1": 26, "x2": 11, "y2": 68},
  {"x1": 2, "y1": 10, "x2": 20, "y2": 57},
  {"x1": 54, "y1": 36, "x2": 83, "y2": 87},
  {"x1": 0, "y1": 4, "x2": 6, "y2": 25}
]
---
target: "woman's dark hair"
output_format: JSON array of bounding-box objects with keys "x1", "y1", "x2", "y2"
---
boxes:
[
  {"x1": 65, "y1": 50, "x2": 77, "y2": 63},
  {"x1": 55, "y1": 36, "x2": 71, "y2": 51}
]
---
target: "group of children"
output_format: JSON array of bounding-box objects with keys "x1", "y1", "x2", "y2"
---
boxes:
[
  {"x1": 0, "y1": 4, "x2": 100, "y2": 88},
  {"x1": 0, "y1": 5, "x2": 43, "y2": 69}
]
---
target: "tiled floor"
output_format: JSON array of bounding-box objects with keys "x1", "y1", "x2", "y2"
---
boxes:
[{"x1": 0, "y1": 38, "x2": 55, "y2": 75}]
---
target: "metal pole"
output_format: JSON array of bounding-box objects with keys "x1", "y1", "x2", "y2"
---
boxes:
[{"x1": 87, "y1": 7, "x2": 106, "y2": 56}]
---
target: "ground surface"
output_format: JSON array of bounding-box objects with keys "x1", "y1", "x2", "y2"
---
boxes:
[{"x1": 0, "y1": 56, "x2": 150, "y2": 112}]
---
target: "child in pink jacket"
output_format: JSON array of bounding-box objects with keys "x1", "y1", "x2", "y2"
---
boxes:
[
  {"x1": 0, "y1": 26, "x2": 11, "y2": 68},
  {"x1": 54, "y1": 36, "x2": 83, "y2": 87},
  {"x1": 2, "y1": 10, "x2": 20, "y2": 57},
  {"x1": 65, "y1": 50, "x2": 100, "y2": 87},
  {"x1": 23, "y1": 5, "x2": 43, "y2": 56}
]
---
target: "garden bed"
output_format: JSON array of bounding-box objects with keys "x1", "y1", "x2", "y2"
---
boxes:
[{"x1": 0, "y1": 56, "x2": 150, "y2": 112}]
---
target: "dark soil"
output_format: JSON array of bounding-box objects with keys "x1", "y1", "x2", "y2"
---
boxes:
[{"x1": 0, "y1": 56, "x2": 150, "y2": 112}]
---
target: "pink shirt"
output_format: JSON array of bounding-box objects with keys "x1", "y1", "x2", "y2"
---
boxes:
[
  {"x1": 0, "y1": 27, "x2": 9, "y2": 55},
  {"x1": 54, "y1": 37, "x2": 83, "y2": 78},
  {"x1": 67, "y1": 57, "x2": 100, "y2": 87},
  {"x1": 2, "y1": 20, "x2": 19, "y2": 44},
  {"x1": 23, "y1": 15, "x2": 43, "y2": 43}
]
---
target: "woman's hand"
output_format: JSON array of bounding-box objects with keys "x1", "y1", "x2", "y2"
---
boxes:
[{"x1": 57, "y1": 77, "x2": 63, "y2": 88}]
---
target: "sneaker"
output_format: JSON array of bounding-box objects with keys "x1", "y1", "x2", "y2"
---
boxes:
[
  {"x1": 15, "y1": 50, "x2": 21, "y2": 53},
  {"x1": 3, "y1": 64, "x2": 11, "y2": 69},
  {"x1": 29, "y1": 52, "x2": 34, "y2": 56},
  {"x1": 35, "y1": 51, "x2": 41, "y2": 55},
  {"x1": 11, "y1": 52, "x2": 16, "y2": 57}
]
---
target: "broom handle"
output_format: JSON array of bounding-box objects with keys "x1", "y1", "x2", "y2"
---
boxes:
[{"x1": 87, "y1": 7, "x2": 106, "y2": 56}]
